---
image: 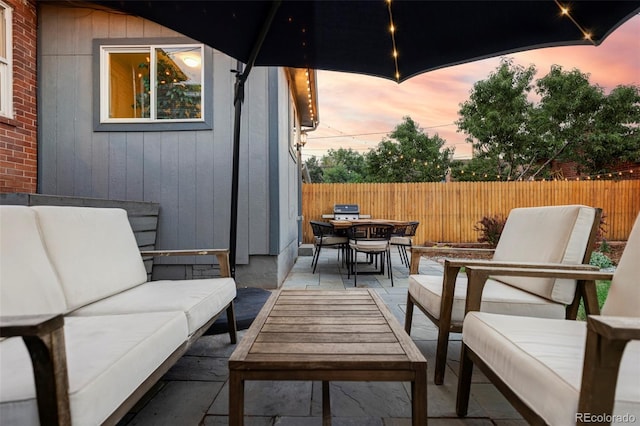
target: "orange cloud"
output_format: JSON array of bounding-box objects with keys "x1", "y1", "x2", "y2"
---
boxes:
[{"x1": 303, "y1": 14, "x2": 639, "y2": 161}]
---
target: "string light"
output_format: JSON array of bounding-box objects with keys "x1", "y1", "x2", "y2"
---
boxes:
[
  {"x1": 386, "y1": 0, "x2": 400, "y2": 81},
  {"x1": 555, "y1": 1, "x2": 597, "y2": 45}
]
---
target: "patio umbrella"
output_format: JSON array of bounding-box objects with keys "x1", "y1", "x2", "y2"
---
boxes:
[{"x1": 94, "y1": 0, "x2": 640, "y2": 275}]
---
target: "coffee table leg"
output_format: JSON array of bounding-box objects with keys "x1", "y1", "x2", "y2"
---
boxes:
[
  {"x1": 412, "y1": 369, "x2": 428, "y2": 425},
  {"x1": 322, "y1": 381, "x2": 331, "y2": 426},
  {"x1": 229, "y1": 372, "x2": 244, "y2": 426}
]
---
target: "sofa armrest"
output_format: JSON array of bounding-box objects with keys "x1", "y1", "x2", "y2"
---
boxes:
[
  {"x1": 140, "y1": 248, "x2": 231, "y2": 277},
  {"x1": 0, "y1": 314, "x2": 71, "y2": 425},
  {"x1": 578, "y1": 316, "x2": 640, "y2": 420},
  {"x1": 1, "y1": 314, "x2": 64, "y2": 337},
  {"x1": 462, "y1": 265, "x2": 613, "y2": 315}
]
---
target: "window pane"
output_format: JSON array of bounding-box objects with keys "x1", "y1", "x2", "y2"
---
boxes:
[
  {"x1": 155, "y1": 47, "x2": 202, "y2": 119},
  {"x1": 108, "y1": 52, "x2": 150, "y2": 118},
  {"x1": 0, "y1": 8, "x2": 5, "y2": 59}
]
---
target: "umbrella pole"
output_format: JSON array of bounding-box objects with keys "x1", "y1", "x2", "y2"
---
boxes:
[{"x1": 229, "y1": 0, "x2": 282, "y2": 278}]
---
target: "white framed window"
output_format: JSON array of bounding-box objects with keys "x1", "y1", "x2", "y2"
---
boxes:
[
  {"x1": 100, "y1": 44, "x2": 204, "y2": 123},
  {"x1": 0, "y1": 1, "x2": 13, "y2": 119}
]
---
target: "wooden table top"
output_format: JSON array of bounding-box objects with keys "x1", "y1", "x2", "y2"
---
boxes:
[
  {"x1": 229, "y1": 289, "x2": 426, "y2": 371},
  {"x1": 329, "y1": 219, "x2": 409, "y2": 229}
]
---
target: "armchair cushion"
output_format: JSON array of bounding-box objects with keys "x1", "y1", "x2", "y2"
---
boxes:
[
  {"x1": 0, "y1": 312, "x2": 187, "y2": 425},
  {"x1": 32, "y1": 206, "x2": 149, "y2": 311},
  {"x1": 409, "y1": 274, "x2": 565, "y2": 324},
  {"x1": 70, "y1": 278, "x2": 237, "y2": 336},
  {"x1": 492, "y1": 205, "x2": 597, "y2": 303},
  {"x1": 463, "y1": 312, "x2": 640, "y2": 425},
  {"x1": 0, "y1": 206, "x2": 68, "y2": 316}
]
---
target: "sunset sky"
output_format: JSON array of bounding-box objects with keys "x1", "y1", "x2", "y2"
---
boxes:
[{"x1": 302, "y1": 13, "x2": 640, "y2": 161}]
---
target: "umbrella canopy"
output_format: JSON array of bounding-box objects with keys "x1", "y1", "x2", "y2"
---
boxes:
[
  {"x1": 96, "y1": 1, "x2": 639, "y2": 83},
  {"x1": 94, "y1": 0, "x2": 639, "y2": 276}
]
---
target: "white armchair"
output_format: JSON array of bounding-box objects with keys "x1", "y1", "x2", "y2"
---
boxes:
[
  {"x1": 456, "y1": 212, "x2": 640, "y2": 424},
  {"x1": 405, "y1": 205, "x2": 602, "y2": 384}
]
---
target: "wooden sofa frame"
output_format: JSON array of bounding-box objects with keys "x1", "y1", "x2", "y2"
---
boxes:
[{"x1": 0, "y1": 249, "x2": 236, "y2": 426}]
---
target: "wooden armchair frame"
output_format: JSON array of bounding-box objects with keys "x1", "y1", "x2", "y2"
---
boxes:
[
  {"x1": 405, "y1": 207, "x2": 601, "y2": 385},
  {"x1": 456, "y1": 265, "x2": 638, "y2": 424}
]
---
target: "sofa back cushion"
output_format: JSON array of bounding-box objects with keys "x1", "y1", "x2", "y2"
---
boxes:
[
  {"x1": 492, "y1": 205, "x2": 597, "y2": 304},
  {"x1": 32, "y1": 206, "x2": 148, "y2": 311},
  {"x1": 602, "y1": 213, "x2": 639, "y2": 317},
  {"x1": 0, "y1": 206, "x2": 67, "y2": 315}
]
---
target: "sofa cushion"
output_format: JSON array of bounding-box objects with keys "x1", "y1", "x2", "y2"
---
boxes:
[
  {"x1": 0, "y1": 312, "x2": 187, "y2": 426},
  {"x1": 602, "y1": 213, "x2": 640, "y2": 317},
  {"x1": 70, "y1": 278, "x2": 237, "y2": 336},
  {"x1": 32, "y1": 206, "x2": 148, "y2": 311},
  {"x1": 0, "y1": 206, "x2": 67, "y2": 315},
  {"x1": 463, "y1": 312, "x2": 640, "y2": 425},
  {"x1": 492, "y1": 205, "x2": 596, "y2": 304},
  {"x1": 409, "y1": 274, "x2": 565, "y2": 325}
]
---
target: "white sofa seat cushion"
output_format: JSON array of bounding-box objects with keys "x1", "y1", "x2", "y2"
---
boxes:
[
  {"x1": 409, "y1": 274, "x2": 565, "y2": 324},
  {"x1": 32, "y1": 206, "x2": 148, "y2": 311},
  {"x1": 0, "y1": 206, "x2": 67, "y2": 315},
  {"x1": 463, "y1": 312, "x2": 640, "y2": 425},
  {"x1": 69, "y1": 278, "x2": 237, "y2": 335},
  {"x1": 0, "y1": 312, "x2": 187, "y2": 426}
]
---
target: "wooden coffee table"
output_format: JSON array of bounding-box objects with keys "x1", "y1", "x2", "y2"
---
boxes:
[{"x1": 228, "y1": 289, "x2": 427, "y2": 425}]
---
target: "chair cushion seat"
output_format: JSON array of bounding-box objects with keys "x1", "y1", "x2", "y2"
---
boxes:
[
  {"x1": 463, "y1": 312, "x2": 640, "y2": 425},
  {"x1": 316, "y1": 235, "x2": 348, "y2": 246},
  {"x1": 70, "y1": 278, "x2": 237, "y2": 336},
  {"x1": 0, "y1": 312, "x2": 188, "y2": 426},
  {"x1": 390, "y1": 236, "x2": 411, "y2": 245},
  {"x1": 409, "y1": 274, "x2": 565, "y2": 325},
  {"x1": 350, "y1": 240, "x2": 389, "y2": 252}
]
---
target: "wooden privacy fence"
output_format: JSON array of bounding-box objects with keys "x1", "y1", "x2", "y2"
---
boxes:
[{"x1": 302, "y1": 180, "x2": 640, "y2": 245}]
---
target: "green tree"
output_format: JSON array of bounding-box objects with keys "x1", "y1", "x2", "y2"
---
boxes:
[
  {"x1": 456, "y1": 59, "x2": 537, "y2": 180},
  {"x1": 304, "y1": 156, "x2": 324, "y2": 183},
  {"x1": 578, "y1": 84, "x2": 640, "y2": 173},
  {"x1": 529, "y1": 65, "x2": 605, "y2": 178},
  {"x1": 366, "y1": 117, "x2": 454, "y2": 182},
  {"x1": 321, "y1": 148, "x2": 366, "y2": 183}
]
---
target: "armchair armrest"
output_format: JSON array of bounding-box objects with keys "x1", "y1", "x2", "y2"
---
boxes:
[
  {"x1": 140, "y1": 248, "x2": 231, "y2": 277},
  {"x1": 462, "y1": 265, "x2": 613, "y2": 315},
  {"x1": 409, "y1": 246, "x2": 495, "y2": 274},
  {"x1": 579, "y1": 316, "x2": 640, "y2": 419},
  {"x1": 0, "y1": 314, "x2": 71, "y2": 425}
]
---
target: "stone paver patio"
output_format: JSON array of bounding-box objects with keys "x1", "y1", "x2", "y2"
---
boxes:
[{"x1": 120, "y1": 247, "x2": 525, "y2": 425}]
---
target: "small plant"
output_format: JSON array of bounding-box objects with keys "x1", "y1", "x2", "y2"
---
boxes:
[
  {"x1": 598, "y1": 238, "x2": 611, "y2": 254},
  {"x1": 474, "y1": 215, "x2": 506, "y2": 248},
  {"x1": 589, "y1": 251, "x2": 614, "y2": 269}
]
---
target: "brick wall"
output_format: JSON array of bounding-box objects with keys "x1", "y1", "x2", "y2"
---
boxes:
[{"x1": 0, "y1": 0, "x2": 37, "y2": 193}]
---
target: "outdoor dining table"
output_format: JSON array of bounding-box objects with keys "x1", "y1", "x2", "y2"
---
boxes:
[{"x1": 329, "y1": 219, "x2": 409, "y2": 230}]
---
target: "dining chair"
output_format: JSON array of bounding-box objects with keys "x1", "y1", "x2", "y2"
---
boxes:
[
  {"x1": 405, "y1": 205, "x2": 602, "y2": 384},
  {"x1": 347, "y1": 223, "x2": 394, "y2": 287},
  {"x1": 391, "y1": 221, "x2": 419, "y2": 267},
  {"x1": 456, "y1": 212, "x2": 640, "y2": 424},
  {"x1": 309, "y1": 220, "x2": 348, "y2": 274}
]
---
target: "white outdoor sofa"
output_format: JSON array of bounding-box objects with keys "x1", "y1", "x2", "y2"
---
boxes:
[{"x1": 0, "y1": 205, "x2": 238, "y2": 425}]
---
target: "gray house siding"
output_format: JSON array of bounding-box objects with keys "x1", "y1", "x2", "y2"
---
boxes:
[{"x1": 37, "y1": 3, "x2": 301, "y2": 288}]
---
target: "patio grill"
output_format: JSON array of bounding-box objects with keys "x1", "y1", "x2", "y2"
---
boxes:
[{"x1": 333, "y1": 204, "x2": 360, "y2": 221}]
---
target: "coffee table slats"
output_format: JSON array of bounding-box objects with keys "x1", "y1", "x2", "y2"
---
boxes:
[
  {"x1": 228, "y1": 289, "x2": 428, "y2": 426},
  {"x1": 255, "y1": 332, "x2": 397, "y2": 343}
]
